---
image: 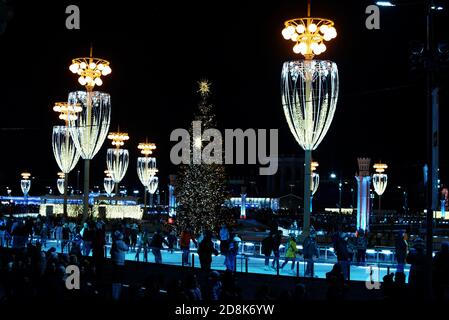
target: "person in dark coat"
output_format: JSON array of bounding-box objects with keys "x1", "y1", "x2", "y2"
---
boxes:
[
  {"x1": 262, "y1": 233, "x2": 273, "y2": 271},
  {"x1": 326, "y1": 263, "x2": 345, "y2": 300},
  {"x1": 150, "y1": 229, "x2": 168, "y2": 264},
  {"x1": 335, "y1": 232, "x2": 350, "y2": 281},
  {"x1": 303, "y1": 229, "x2": 319, "y2": 277},
  {"x1": 198, "y1": 231, "x2": 218, "y2": 270},
  {"x1": 406, "y1": 237, "x2": 427, "y2": 299},
  {"x1": 271, "y1": 230, "x2": 282, "y2": 270},
  {"x1": 355, "y1": 229, "x2": 368, "y2": 265},
  {"x1": 395, "y1": 231, "x2": 408, "y2": 273},
  {"x1": 433, "y1": 242, "x2": 449, "y2": 300}
]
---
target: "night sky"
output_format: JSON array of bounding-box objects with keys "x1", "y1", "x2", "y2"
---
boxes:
[{"x1": 0, "y1": 0, "x2": 448, "y2": 209}]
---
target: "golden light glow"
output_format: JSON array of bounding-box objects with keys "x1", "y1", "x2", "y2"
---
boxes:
[
  {"x1": 53, "y1": 102, "x2": 82, "y2": 121},
  {"x1": 108, "y1": 130, "x2": 130, "y2": 147},
  {"x1": 57, "y1": 172, "x2": 65, "y2": 179},
  {"x1": 69, "y1": 48, "x2": 111, "y2": 91},
  {"x1": 311, "y1": 161, "x2": 319, "y2": 171},
  {"x1": 373, "y1": 162, "x2": 388, "y2": 173},
  {"x1": 138, "y1": 142, "x2": 156, "y2": 156},
  {"x1": 281, "y1": 1, "x2": 336, "y2": 59},
  {"x1": 21, "y1": 172, "x2": 31, "y2": 180},
  {"x1": 198, "y1": 80, "x2": 211, "y2": 96},
  {"x1": 104, "y1": 170, "x2": 112, "y2": 177}
]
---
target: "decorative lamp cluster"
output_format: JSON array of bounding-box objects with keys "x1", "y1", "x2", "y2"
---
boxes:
[
  {"x1": 373, "y1": 162, "x2": 388, "y2": 196},
  {"x1": 138, "y1": 142, "x2": 157, "y2": 156},
  {"x1": 282, "y1": 18, "x2": 336, "y2": 59},
  {"x1": 108, "y1": 131, "x2": 130, "y2": 147},
  {"x1": 20, "y1": 172, "x2": 31, "y2": 196},
  {"x1": 53, "y1": 102, "x2": 82, "y2": 121},
  {"x1": 69, "y1": 56, "x2": 111, "y2": 89}
]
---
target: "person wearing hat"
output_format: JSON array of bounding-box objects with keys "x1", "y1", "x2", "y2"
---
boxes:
[
  {"x1": 280, "y1": 234, "x2": 298, "y2": 274},
  {"x1": 303, "y1": 229, "x2": 319, "y2": 277},
  {"x1": 224, "y1": 234, "x2": 240, "y2": 271}
]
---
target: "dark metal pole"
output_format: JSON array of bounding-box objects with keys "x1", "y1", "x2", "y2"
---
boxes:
[
  {"x1": 425, "y1": 0, "x2": 437, "y2": 298},
  {"x1": 82, "y1": 159, "x2": 90, "y2": 221}
]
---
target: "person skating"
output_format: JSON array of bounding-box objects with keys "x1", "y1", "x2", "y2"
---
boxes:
[
  {"x1": 150, "y1": 229, "x2": 169, "y2": 264},
  {"x1": 303, "y1": 228, "x2": 319, "y2": 277},
  {"x1": 261, "y1": 233, "x2": 274, "y2": 271},
  {"x1": 180, "y1": 229, "x2": 197, "y2": 266},
  {"x1": 280, "y1": 234, "x2": 298, "y2": 274},
  {"x1": 198, "y1": 230, "x2": 218, "y2": 270}
]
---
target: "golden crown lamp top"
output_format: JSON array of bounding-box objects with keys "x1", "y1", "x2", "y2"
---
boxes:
[
  {"x1": 21, "y1": 172, "x2": 31, "y2": 180},
  {"x1": 108, "y1": 130, "x2": 129, "y2": 147},
  {"x1": 138, "y1": 142, "x2": 157, "y2": 156},
  {"x1": 311, "y1": 161, "x2": 319, "y2": 171},
  {"x1": 53, "y1": 102, "x2": 82, "y2": 121},
  {"x1": 57, "y1": 172, "x2": 65, "y2": 178},
  {"x1": 373, "y1": 163, "x2": 388, "y2": 173},
  {"x1": 281, "y1": 0, "x2": 337, "y2": 59},
  {"x1": 69, "y1": 47, "x2": 112, "y2": 90}
]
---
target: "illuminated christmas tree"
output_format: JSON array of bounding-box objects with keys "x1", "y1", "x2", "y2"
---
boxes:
[{"x1": 175, "y1": 80, "x2": 231, "y2": 234}]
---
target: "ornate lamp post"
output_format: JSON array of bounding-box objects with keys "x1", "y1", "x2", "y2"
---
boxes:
[
  {"x1": 373, "y1": 162, "x2": 388, "y2": 217},
  {"x1": 310, "y1": 161, "x2": 319, "y2": 212},
  {"x1": 52, "y1": 102, "x2": 81, "y2": 217},
  {"x1": 104, "y1": 170, "x2": 114, "y2": 199},
  {"x1": 68, "y1": 48, "x2": 112, "y2": 221},
  {"x1": 280, "y1": 0, "x2": 339, "y2": 233},
  {"x1": 20, "y1": 172, "x2": 31, "y2": 212},
  {"x1": 147, "y1": 176, "x2": 159, "y2": 209},
  {"x1": 57, "y1": 172, "x2": 65, "y2": 195},
  {"x1": 106, "y1": 130, "x2": 130, "y2": 202},
  {"x1": 137, "y1": 141, "x2": 157, "y2": 214}
]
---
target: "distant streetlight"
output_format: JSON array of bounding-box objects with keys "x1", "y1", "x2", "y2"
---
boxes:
[
  {"x1": 330, "y1": 173, "x2": 337, "y2": 179},
  {"x1": 376, "y1": 1, "x2": 396, "y2": 7}
]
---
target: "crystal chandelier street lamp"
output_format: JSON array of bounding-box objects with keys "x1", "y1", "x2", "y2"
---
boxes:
[
  {"x1": 106, "y1": 129, "x2": 130, "y2": 203},
  {"x1": 373, "y1": 162, "x2": 388, "y2": 217},
  {"x1": 310, "y1": 161, "x2": 319, "y2": 212},
  {"x1": 280, "y1": 0, "x2": 339, "y2": 233},
  {"x1": 147, "y1": 176, "x2": 159, "y2": 209},
  {"x1": 104, "y1": 170, "x2": 115, "y2": 199},
  {"x1": 52, "y1": 102, "x2": 82, "y2": 217},
  {"x1": 137, "y1": 141, "x2": 158, "y2": 214},
  {"x1": 68, "y1": 48, "x2": 112, "y2": 220},
  {"x1": 20, "y1": 172, "x2": 31, "y2": 213},
  {"x1": 57, "y1": 172, "x2": 65, "y2": 195}
]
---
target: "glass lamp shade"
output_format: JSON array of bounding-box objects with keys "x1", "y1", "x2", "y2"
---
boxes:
[
  {"x1": 373, "y1": 173, "x2": 388, "y2": 196},
  {"x1": 281, "y1": 60, "x2": 339, "y2": 151},
  {"x1": 21, "y1": 179, "x2": 31, "y2": 196},
  {"x1": 137, "y1": 157, "x2": 157, "y2": 187},
  {"x1": 106, "y1": 148, "x2": 129, "y2": 184},
  {"x1": 57, "y1": 178, "x2": 65, "y2": 195},
  {"x1": 147, "y1": 176, "x2": 159, "y2": 195},
  {"x1": 52, "y1": 126, "x2": 81, "y2": 174},
  {"x1": 104, "y1": 177, "x2": 115, "y2": 197},
  {"x1": 67, "y1": 91, "x2": 111, "y2": 160},
  {"x1": 311, "y1": 172, "x2": 320, "y2": 195}
]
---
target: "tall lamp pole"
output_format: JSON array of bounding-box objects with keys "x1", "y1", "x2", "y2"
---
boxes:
[
  {"x1": 68, "y1": 48, "x2": 112, "y2": 221},
  {"x1": 280, "y1": 0, "x2": 339, "y2": 233}
]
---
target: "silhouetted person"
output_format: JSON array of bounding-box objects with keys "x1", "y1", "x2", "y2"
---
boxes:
[
  {"x1": 198, "y1": 231, "x2": 218, "y2": 270},
  {"x1": 406, "y1": 237, "x2": 426, "y2": 299},
  {"x1": 395, "y1": 231, "x2": 408, "y2": 273},
  {"x1": 433, "y1": 242, "x2": 449, "y2": 300}
]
